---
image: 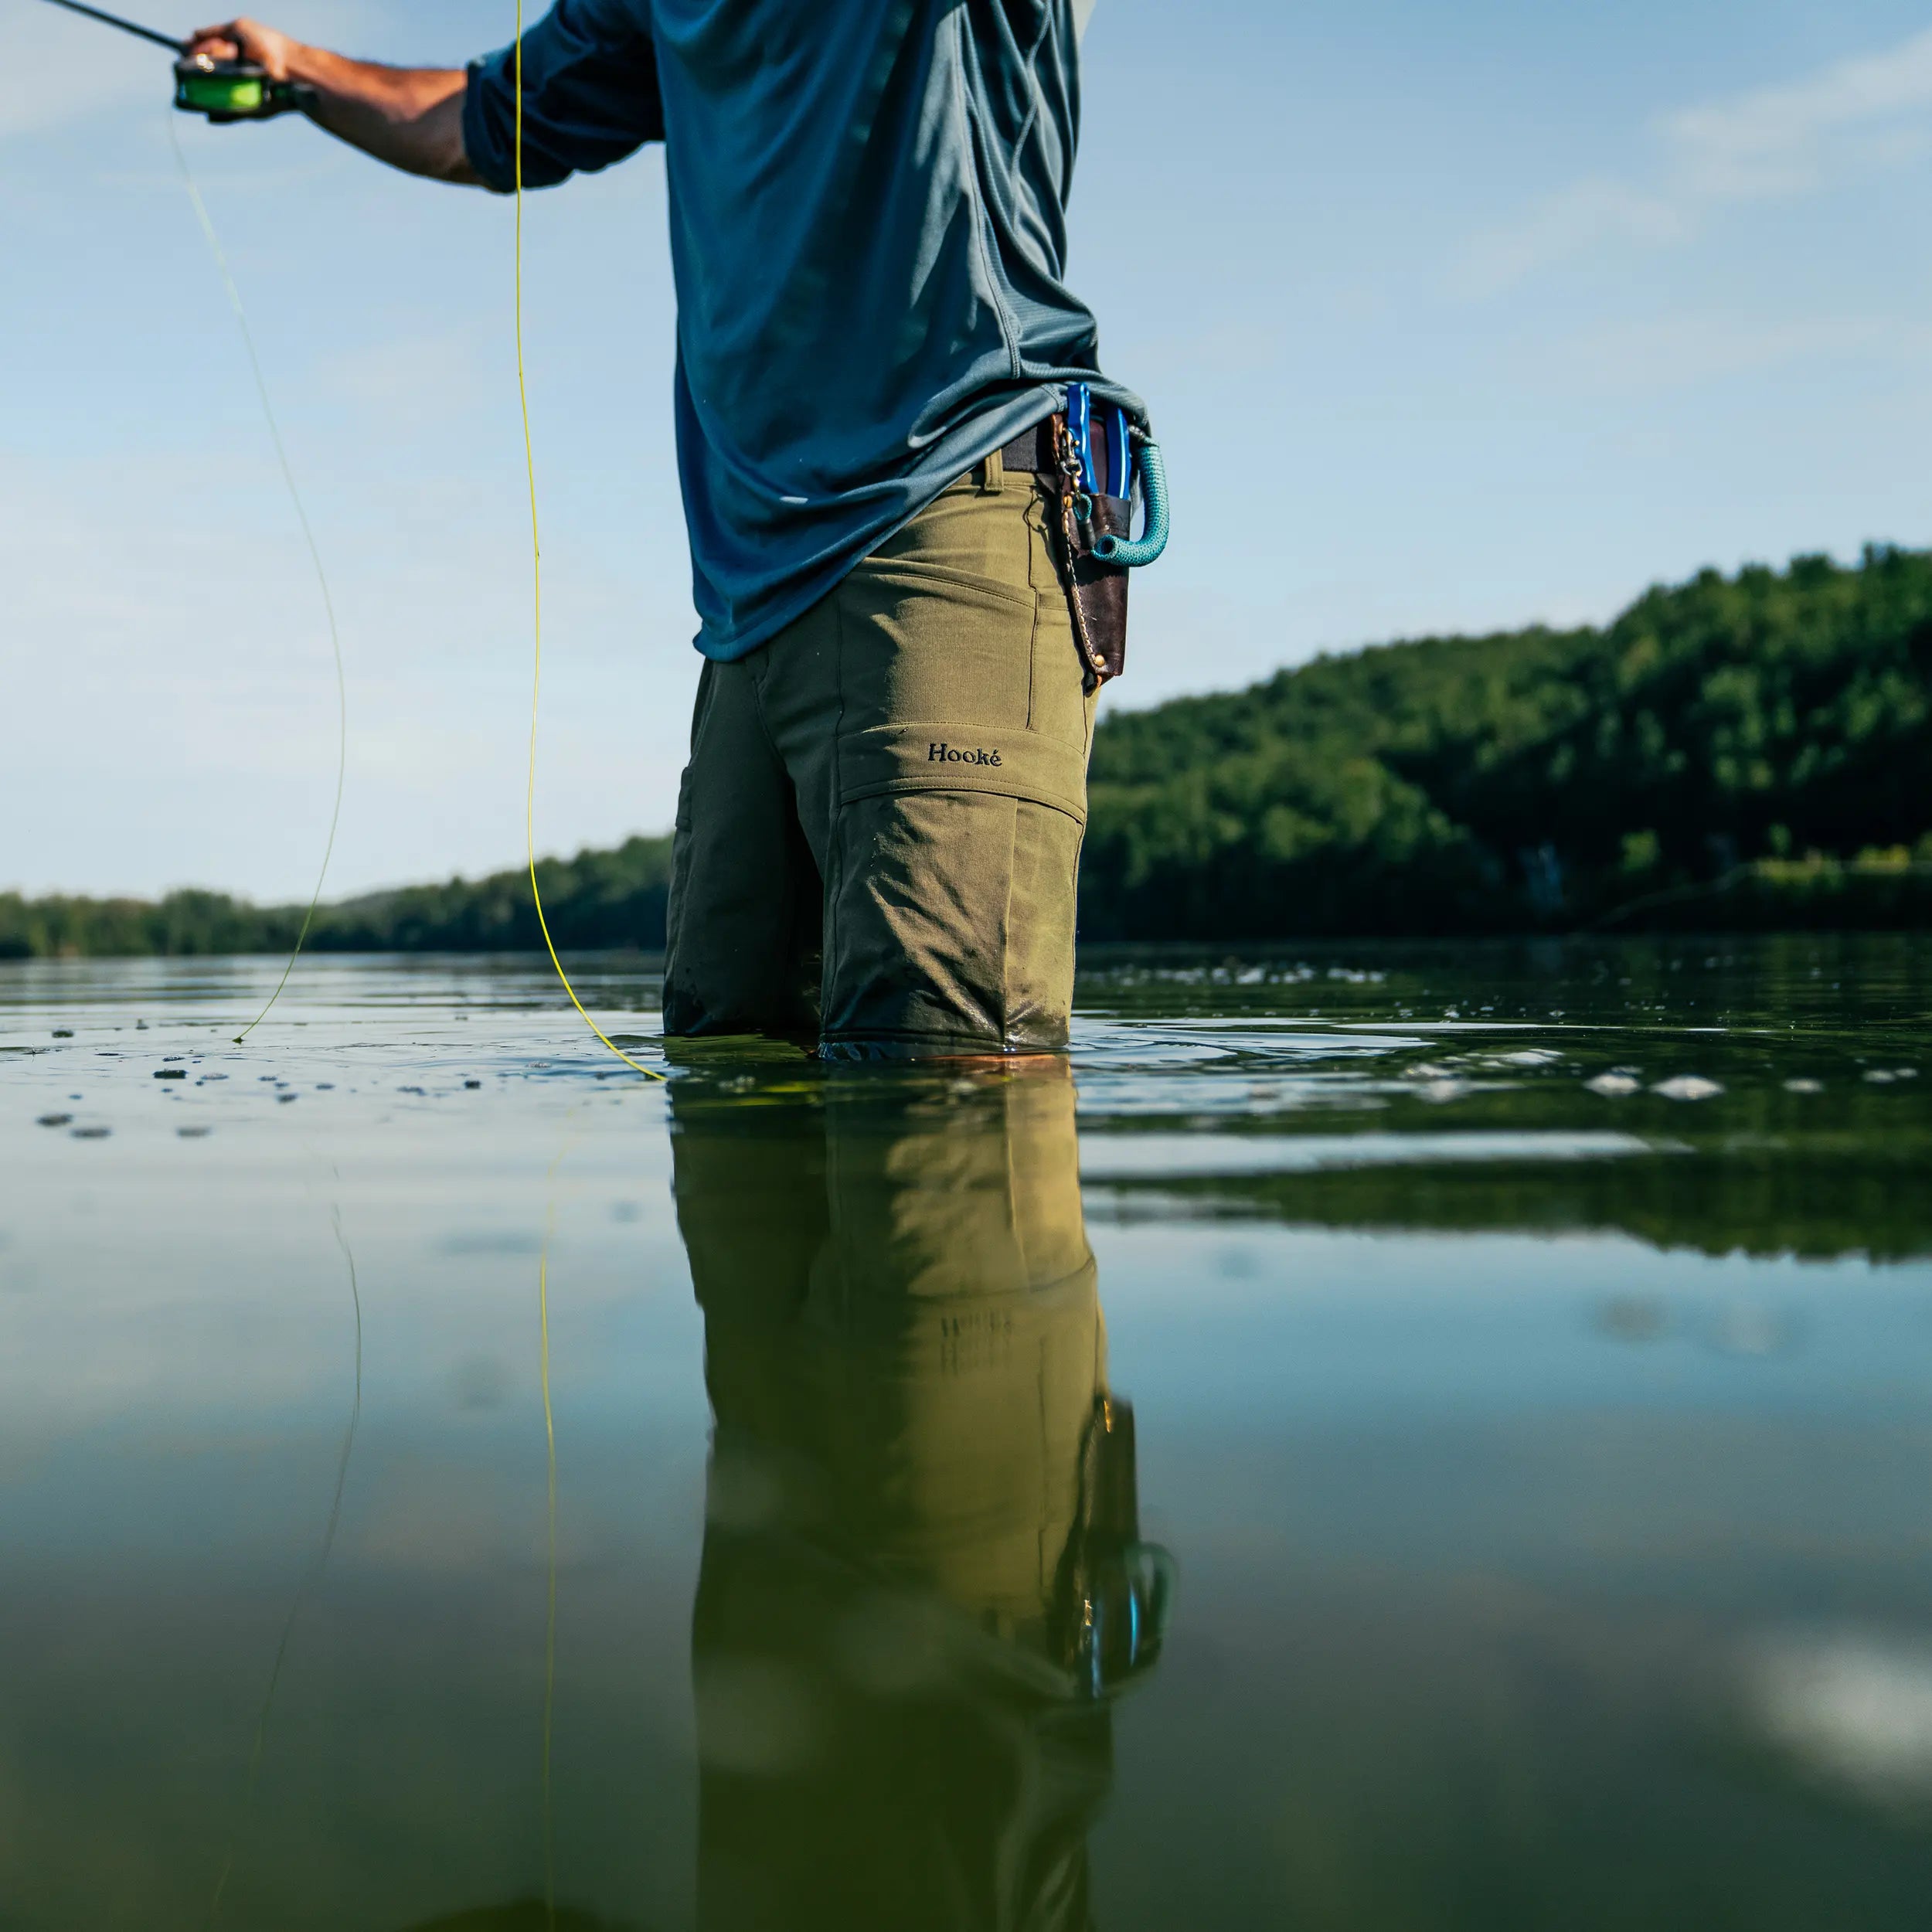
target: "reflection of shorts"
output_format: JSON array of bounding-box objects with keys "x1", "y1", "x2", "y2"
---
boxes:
[{"x1": 662, "y1": 451, "x2": 1099, "y2": 1056}]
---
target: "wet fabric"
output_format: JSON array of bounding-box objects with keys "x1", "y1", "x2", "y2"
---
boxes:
[
  {"x1": 461, "y1": 0, "x2": 1143, "y2": 662},
  {"x1": 660, "y1": 456, "x2": 1098, "y2": 1053}
]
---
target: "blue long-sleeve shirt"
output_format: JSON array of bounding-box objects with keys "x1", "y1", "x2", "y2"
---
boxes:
[{"x1": 463, "y1": 0, "x2": 1140, "y2": 662}]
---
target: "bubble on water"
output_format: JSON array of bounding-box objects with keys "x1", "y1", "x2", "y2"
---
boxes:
[
  {"x1": 1652, "y1": 1075, "x2": 1723, "y2": 1101},
  {"x1": 1784, "y1": 1078, "x2": 1825, "y2": 1095},
  {"x1": 1864, "y1": 1070, "x2": 1897, "y2": 1086},
  {"x1": 1586, "y1": 1073, "x2": 1642, "y2": 1098},
  {"x1": 1417, "y1": 1079, "x2": 1469, "y2": 1104},
  {"x1": 36, "y1": 1114, "x2": 73, "y2": 1129},
  {"x1": 1497, "y1": 1049, "x2": 1563, "y2": 1067},
  {"x1": 52, "y1": 1029, "x2": 73, "y2": 1040}
]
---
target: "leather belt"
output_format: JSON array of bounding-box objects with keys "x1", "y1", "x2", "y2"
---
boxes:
[{"x1": 998, "y1": 412, "x2": 1128, "y2": 499}]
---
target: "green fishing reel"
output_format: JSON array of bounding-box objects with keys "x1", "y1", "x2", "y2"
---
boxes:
[
  {"x1": 40, "y1": 4, "x2": 318, "y2": 122},
  {"x1": 174, "y1": 53, "x2": 315, "y2": 122}
]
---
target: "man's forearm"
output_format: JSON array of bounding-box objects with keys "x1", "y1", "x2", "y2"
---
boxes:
[
  {"x1": 287, "y1": 49, "x2": 477, "y2": 183},
  {"x1": 185, "y1": 21, "x2": 480, "y2": 184}
]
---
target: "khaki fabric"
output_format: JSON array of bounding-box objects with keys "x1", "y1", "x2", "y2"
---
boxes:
[{"x1": 662, "y1": 458, "x2": 1099, "y2": 1055}]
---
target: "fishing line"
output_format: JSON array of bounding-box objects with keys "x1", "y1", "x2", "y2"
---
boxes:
[
  {"x1": 165, "y1": 114, "x2": 345, "y2": 1046},
  {"x1": 539, "y1": 1209, "x2": 560, "y2": 1932},
  {"x1": 533, "y1": 1120, "x2": 584, "y2": 1932},
  {"x1": 514, "y1": 7, "x2": 665, "y2": 1083}
]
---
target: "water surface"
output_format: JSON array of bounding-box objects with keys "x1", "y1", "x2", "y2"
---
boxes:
[{"x1": 3, "y1": 936, "x2": 1929, "y2": 1930}]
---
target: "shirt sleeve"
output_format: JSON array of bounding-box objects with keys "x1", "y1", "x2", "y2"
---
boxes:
[{"x1": 462, "y1": 0, "x2": 665, "y2": 195}]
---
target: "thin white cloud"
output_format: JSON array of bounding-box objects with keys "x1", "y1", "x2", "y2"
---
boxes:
[
  {"x1": 1549, "y1": 312, "x2": 1932, "y2": 397},
  {"x1": 1462, "y1": 176, "x2": 1685, "y2": 292},
  {"x1": 1671, "y1": 26, "x2": 1932, "y2": 198},
  {"x1": 1464, "y1": 26, "x2": 1932, "y2": 291}
]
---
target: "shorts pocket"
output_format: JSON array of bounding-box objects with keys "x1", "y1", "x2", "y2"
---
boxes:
[
  {"x1": 821, "y1": 720, "x2": 1089, "y2": 1049},
  {"x1": 836, "y1": 560, "x2": 1039, "y2": 735}
]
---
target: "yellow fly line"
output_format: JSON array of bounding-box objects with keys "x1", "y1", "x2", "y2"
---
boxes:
[{"x1": 515, "y1": 5, "x2": 667, "y2": 1082}]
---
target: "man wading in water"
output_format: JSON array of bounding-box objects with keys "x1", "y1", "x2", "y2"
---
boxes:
[{"x1": 189, "y1": 3, "x2": 1150, "y2": 1058}]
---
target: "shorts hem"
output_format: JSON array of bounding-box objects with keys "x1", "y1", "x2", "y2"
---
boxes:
[{"x1": 817, "y1": 1032, "x2": 1068, "y2": 1063}]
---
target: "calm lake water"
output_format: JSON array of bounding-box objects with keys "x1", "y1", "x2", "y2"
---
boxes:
[{"x1": 2, "y1": 935, "x2": 1930, "y2": 1930}]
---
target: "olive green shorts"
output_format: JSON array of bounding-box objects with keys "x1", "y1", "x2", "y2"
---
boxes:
[{"x1": 662, "y1": 454, "x2": 1099, "y2": 1056}]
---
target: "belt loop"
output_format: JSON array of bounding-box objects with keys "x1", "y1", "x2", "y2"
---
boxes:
[{"x1": 978, "y1": 444, "x2": 1004, "y2": 494}]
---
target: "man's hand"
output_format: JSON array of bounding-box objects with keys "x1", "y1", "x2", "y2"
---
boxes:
[
  {"x1": 179, "y1": 19, "x2": 478, "y2": 186},
  {"x1": 185, "y1": 18, "x2": 300, "y2": 80}
]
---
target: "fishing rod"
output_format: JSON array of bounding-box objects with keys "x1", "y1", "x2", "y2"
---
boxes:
[{"x1": 36, "y1": 0, "x2": 317, "y2": 120}]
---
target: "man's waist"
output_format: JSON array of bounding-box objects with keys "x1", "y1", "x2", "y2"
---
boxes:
[{"x1": 999, "y1": 403, "x2": 1132, "y2": 500}]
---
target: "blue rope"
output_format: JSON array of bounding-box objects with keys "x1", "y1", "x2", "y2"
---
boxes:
[{"x1": 1094, "y1": 440, "x2": 1169, "y2": 567}]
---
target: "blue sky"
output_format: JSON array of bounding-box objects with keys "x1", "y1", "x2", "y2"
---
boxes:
[{"x1": 7, "y1": 0, "x2": 1932, "y2": 900}]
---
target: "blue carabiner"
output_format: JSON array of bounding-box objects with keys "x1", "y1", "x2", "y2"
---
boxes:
[
  {"x1": 1094, "y1": 439, "x2": 1169, "y2": 568},
  {"x1": 1065, "y1": 383, "x2": 1094, "y2": 493}
]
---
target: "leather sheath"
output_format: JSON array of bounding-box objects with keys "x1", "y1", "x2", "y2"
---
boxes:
[{"x1": 999, "y1": 415, "x2": 1131, "y2": 688}]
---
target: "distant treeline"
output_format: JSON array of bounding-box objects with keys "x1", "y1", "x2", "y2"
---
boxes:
[
  {"x1": 5, "y1": 546, "x2": 1930, "y2": 958},
  {"x1": 0, "y1": 838, "x2": 673, "y2": 961},
  {"x1": 1080, "y1": 543, "x2": 1932, "y2": 939}
]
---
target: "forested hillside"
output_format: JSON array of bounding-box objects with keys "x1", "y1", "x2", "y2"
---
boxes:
[
  {"x1": 0, "y1": 838, "x2": 673, "y2": 961},
  {"x1": 1080, "y1": 544, "x2": 1932, "y2": 937},
  {"x1": 5, "y1": 546, "x2": 1929, "y2": 957}
]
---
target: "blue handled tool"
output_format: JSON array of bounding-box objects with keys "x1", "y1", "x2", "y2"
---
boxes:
[{"x1": 1066, "y1": 383, "x2": 1094, "y2": 496}]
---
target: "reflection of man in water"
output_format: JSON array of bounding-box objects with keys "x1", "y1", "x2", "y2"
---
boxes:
[{"x1": 669, "y1": 1065, "x2": 1170, "y2": 1930}]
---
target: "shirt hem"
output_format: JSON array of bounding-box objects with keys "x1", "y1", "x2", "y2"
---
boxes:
[{"x1": 689, "y1": 385, "x2": 1070, "y2": 662}]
